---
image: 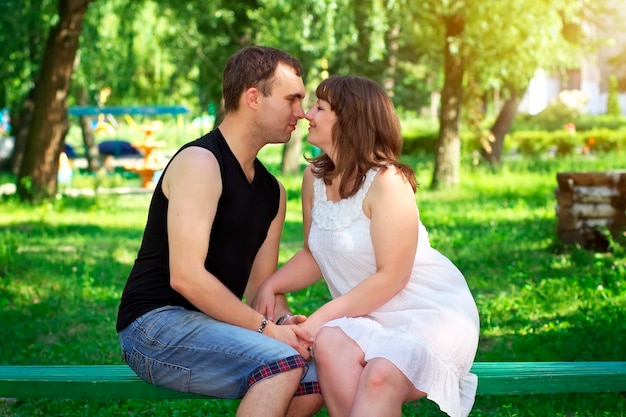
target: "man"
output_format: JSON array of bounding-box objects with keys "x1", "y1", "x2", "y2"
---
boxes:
[{"x1": 116, "y1": 46, "x2": 322, "y2": 417}]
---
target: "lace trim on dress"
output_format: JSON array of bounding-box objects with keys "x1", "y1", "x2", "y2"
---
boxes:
[{"x1": 312, "y1": 168, "x2": 379, "y2": 230}]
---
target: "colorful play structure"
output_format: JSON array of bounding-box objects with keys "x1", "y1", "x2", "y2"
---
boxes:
[{"x1": 68, "y1": 105, "x2": 189, "y2": 188}]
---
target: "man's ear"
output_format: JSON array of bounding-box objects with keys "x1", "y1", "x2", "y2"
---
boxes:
[{"x1": 244, "y1": 87, "x2": 260, "y2": 110}]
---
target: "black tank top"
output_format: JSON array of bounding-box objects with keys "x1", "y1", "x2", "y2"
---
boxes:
[{"x1": 116, "y1": 129, "x2": 280, "y2": 332}]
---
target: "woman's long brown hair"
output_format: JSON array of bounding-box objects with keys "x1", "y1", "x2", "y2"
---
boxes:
[{"x1": 308, "y1": 75, "x2": 418, "y2": 198}]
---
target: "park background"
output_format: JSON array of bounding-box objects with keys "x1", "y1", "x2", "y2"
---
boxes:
[{"x1": 1, "y1": 0, "x2": 626, "y2": 416}]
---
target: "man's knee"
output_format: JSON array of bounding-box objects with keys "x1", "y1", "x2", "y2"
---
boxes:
[
  {"x1": 287, "y1": 393, "x2": 324, "y2": 417},
  {"x1": 239, "y1": 367, "x2": 308, "y2": 417}
]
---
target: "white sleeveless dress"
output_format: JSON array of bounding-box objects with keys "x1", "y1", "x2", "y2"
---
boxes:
[{"x1": 309, "y1": 168, "x2": 480, "y2": 417}]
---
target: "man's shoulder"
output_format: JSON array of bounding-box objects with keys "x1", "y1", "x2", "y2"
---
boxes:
[
  {"x1": 173, "y1": 130, "x2": 224, "y2": 165},
  {"x1": 188, "y1": 129, "x2": 223, "y2": 149}
]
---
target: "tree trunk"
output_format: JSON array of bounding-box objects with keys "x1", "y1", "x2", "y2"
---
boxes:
[
  {"x1": 10, "y1": 89, "x2": 35, "y2": 176},
  {"x1": 77, "y1": 87, "x2": 101, "y2": 172},
  {"x1": 482, "y1": 91, "x2": 520, "y2": 164},
  {"x1": 383, "y1": 23, "x2": 400, "y2": 99},
  {"x1": 16, "y1": 0, "x2": 91, "y2": 201},
  {"x1": 431, "y1": 13, "x2": 465, "y2": 190},
  {"x1": 281, "y1": 135, "x2": 302, "y2": 175}
]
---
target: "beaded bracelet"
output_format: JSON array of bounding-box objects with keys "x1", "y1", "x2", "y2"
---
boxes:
[{"x1": 258, "y1": 317, "x2": 268, "y2": 333}]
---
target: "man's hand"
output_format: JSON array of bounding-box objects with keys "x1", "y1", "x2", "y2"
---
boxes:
[
  {"x1": 266, "y1": 322, "x2": 314, "y2": 360},
  {"x1": 251, "y1": 282, "x2": 278, "y2": 321}
]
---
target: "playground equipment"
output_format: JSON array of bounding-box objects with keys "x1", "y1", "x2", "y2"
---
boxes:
[
  {"x1": 68, "y1": 105, "x2": 189, "y2": 188},
  {"x1": 123, "y1": 121, "x2": 167, "y2": 188}
]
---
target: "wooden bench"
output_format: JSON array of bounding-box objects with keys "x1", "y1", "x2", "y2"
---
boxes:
[{"x1": 1, "y1": 362, "x2": 625, "y2": 400}]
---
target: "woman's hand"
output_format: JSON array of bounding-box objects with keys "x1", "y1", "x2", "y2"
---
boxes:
[
  {"x1": 297, "y1": 311, "x2": 326, "y2": 338},
  {"x1": 266, "y1": 322, "x2": 315, "y2": 360}
]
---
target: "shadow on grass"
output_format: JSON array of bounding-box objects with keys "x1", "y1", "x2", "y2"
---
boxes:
[{"x1": 1, "y1": 221, "x2": 143, "y2": 365}]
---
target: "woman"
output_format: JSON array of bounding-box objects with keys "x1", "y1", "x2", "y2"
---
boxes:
[{"x1": 253, "y1": 75, "x2": 479, "y2": 417}]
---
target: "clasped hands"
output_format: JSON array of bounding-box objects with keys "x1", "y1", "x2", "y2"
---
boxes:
[{"x1": 252, "y1": 287, "x2": 318, "y2": 360}]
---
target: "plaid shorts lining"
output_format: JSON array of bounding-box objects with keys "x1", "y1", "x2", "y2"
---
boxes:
[{"x1": 247, "y1": 355, "x2": 321, "y2": 396}]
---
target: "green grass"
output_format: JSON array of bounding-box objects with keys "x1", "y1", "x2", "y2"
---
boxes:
[{"x1": 1, "y1": 150, "x2": 625, "y2": 416}]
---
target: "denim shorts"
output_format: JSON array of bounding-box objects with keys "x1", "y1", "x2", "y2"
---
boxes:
[{"x1": 118, "y1": 306, "x2": 319, "y2": 399}]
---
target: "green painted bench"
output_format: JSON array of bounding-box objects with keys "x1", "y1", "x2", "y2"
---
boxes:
[{"x1": 1, "y1": 362, "x2": 625, "y2": 400}]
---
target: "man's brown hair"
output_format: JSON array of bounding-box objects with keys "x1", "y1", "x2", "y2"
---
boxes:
[{"x1": 222, "y1": 46, "x2": 304, "y2": 113}]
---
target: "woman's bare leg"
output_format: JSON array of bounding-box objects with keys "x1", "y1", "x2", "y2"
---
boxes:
[
  {"x1": 313, "y1": 327, "x2": 365, "y2": 417},
  {"x1": 349, "y1": 358, "x2": 426, "y2": 417}
]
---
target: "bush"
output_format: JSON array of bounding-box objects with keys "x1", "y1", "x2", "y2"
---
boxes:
[
  {"x1": 401, "y1": 131, "x2": 438, "y2": 155},
  {"x1": 397, "y1": 114, "x2": 626, "y2": 158},
  {"x1": 507, "y1": 130, "x2": 552, "y2": 156},
  {"x1": 579, "y1": 128, "x2": 626, "y2": 153},
  {"x1": 514, "y1": 90, "x2": 587, "y2": 132},
  {"x1": 574, "y1": 114, "x2": 626, "y2": 131},
  {"x1": 401, "y1": 118, "x2": 439, "y2": 155},
  {"x1": 607, "y1": 75, "x2": 622, "y2": 116},
  {"x1": 507, "y1": 128, "x2": 626, "y2": 156},
  {"x1": 514, "y1": 111, "x2": 626, "y2": 133},
  {"x1": 551, "y1": 130, "x2": 580, "y2": 156}
]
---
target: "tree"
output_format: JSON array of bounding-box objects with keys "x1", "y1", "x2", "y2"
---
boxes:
[
  {"x1": 152, "y1": 0, "x2": 260, "y2": 115},
  {"x1": 399, "y1": 0, "x2": 467, "y2": 189},
  {"x1": 9, "y1": 0, "x2": 609, "y2": 197},
  {"x1": 16, "y1": 0, "x2": 93, "y2": 201},
  {"x1": 0, "y1": 0, "x2": 57, "y2": 109},
  {"x1": 0, "y1": 0, "x2": 57, "y2": 174},
  {"x1": 253, "y1": 0, "x2": 360, "y2": 173},
  {"x1": 254, "y1": 0, "x2": 416, "y2": 173},
  {"x1": 431, "y1": 10, "x2": 465, "y2": 189},
  {"x1": 70, "y1": 0, "x2": 147, "y2": 172},
  {"x1": 472, "y1": 0, "x2": 601, "y2": 165},
  {"x1": 400, "y1": 0, "x2": 608, "y2": 185}
]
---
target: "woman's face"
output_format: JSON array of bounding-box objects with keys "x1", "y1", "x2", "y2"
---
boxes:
[{"x1": 305, "y1": 99, "x2": 336, "y2": 155}]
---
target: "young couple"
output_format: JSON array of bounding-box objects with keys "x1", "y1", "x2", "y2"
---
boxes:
[{"x1": 116, "y1": 46, "x2": 479, "y2": 417}]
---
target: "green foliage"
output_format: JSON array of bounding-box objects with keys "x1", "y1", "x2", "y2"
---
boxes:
[
  {"x1": 508, "y1": 111, "x2": 626, "y2": 157},
  {"x1": 569, "y1": 114, "x2": 626, "y2": 132},
  {"x1": 401, "y1": 127, "x2": 439, "y2": 155},
  {"x1": 508, "y1": 130, "x2": 553, "y2": 157},
  {"x1": 398, "y1": 115, "x2": 441, "y2": 155},
  {"x1": 507, "y1": 128, "x2": 626, "y2": 157},
  {"x1": 551, "y1": 130, "x2": 583, "y2": 156},
  {"x1": 516, "y1": 98, "x2": 585, "y2": 132},
  {"x1": 607, "y1": 75, "x2": 622, "y2": 116},
  {"x1": 578, "y1": 128, "x2": 626, "y2": 153},
  {"x1": 462, "y1": 1, "x2": 578, "y2": 94},
  {"x1": 5, "y1": 0, "x2": 608, "y2": 119},
  {"x1": 514, "y1": 112, "x2": 626, "y2": 134},
  {"x1": 1, "y1": 150, "x2": 625, "y2": 416},
  {"x1": 3, "y1": 0, "x2": 620, "y2": 201},
  {"x1": 0, "y1": 0, "x2": 57, "y2": 108}
]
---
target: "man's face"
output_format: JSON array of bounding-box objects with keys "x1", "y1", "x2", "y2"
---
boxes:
[{"x1": 256, "y1": 63, "x2": 306, "y2": 144}]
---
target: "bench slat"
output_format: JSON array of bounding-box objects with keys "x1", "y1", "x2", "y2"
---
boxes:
[
  {"x1": 0, "y1": 362, "x2": 625, "y2": 400},
  {"x1": 474, "y1": 362, "x2": 626, "y2": 395},
  {"x1": 0, "y1": 365, "x2": 205, "y2": 400}
]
